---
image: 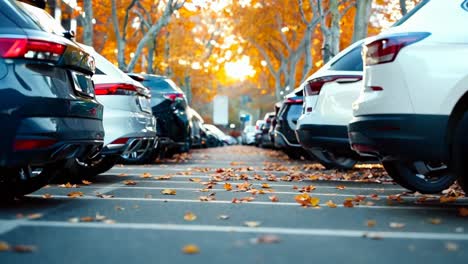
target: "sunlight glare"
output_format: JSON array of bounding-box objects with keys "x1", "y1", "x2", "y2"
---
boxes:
[{"x1": 225, "y1": 56, "x2": 256, "y2": 80}]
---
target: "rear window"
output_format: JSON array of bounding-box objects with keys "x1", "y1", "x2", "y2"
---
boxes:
[
  {"x1": 0, "y1": 0, "x2": 43, "y2": 30},
  {"x1": 141, "y1": 77, "x2": 182, "y2": 93},
  {"x1": 287, "y1": 104, "x2": 302, "y2": 120},
  {"x1": 17, "y1": 2, "x2": 65, "y2": 34},
  {"x1": 329, "y1": 45, "x2": 363, "y2": 72}
]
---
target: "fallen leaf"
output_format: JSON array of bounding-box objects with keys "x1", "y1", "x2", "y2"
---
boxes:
[
  {"x1": 325, "y1": 200, "x2": 337, "y2": 208},
  {"x1": 96, "y1": 193, "x2": 114, "y2": 199},
  {"x1": 182, "y1": 244, "x2": 200, "y2": 254},
  {"x1": 0, "y1": 241, "x2": 10, "y2": 251},
  {"x1": 27, "y1": 213, "x2": 43, "y2": 220},
  {"x1": 294, "y1": 193, "x2": 320, "y2": 207},
  {"x1": 95, "y1": 213, "x2": 106, "y2": 221},
  {"x1": 300, "y1": 185, "x2": 316, "y2": 193},
  {"x1": 123, "y1": 180, "x2": 137, "y2": 186},
  {"x1": 459, "y1": 208, "x2": 468, "y2": 217},
  {"x1": 429, "y1": 218, "x2": 442, "y2": 225},
  {"x1": 440, "y1": 196, "x2": 458, "y2": 203},
  {"x1": 269, "y1": 195, "x2": 279, "y2": 202},
  {"x1": 80, "y1": 216, "x2": 94, "y2": 222},
  {"x1": 446, "y1": 242, "x2": 459, "y2": 251},
  {"x1": 59, "y1": 182, "x2": 77, "y2": 188},
  {"x1": 155, "y1": 175, "x2": 172, "y2": 180},
  {"x1": 68, "y1": 217, "x2": 79, "y2": 223},
  {"x1": 244, "y1": 221, "x2": 261, "y2": 227},
  {"x1": 118, "y1": 173, "x2": 128, "y2": 177},
  {"x1": 67, "y1": 191, "x2": 83, "y2": 198},
  {"x1": 161, "y1": 189, "x2": 176, "y2": 195},
  {"x1": 232, "y1": 198, "x2": 241, "y2": 204},
  {"x1": 81, "y1": 180, "x2": 92, "y2": 185},
  {"x1": 13, "y1": 245, "x2": 37, "y2": 253},
  {"x1": 261, "y1": 183, "x2": 271, "y2": 189},
  {"x1": 343, "y1": 198, "x2": 354, "y2": 208},
  {"x1": 184, "y1": 212, "x2": 197, "y2": 221},
  {"x1": 189, "y1": 178, "x2": 202, "y2": 183},
  {"x1": 41, "y1": 193, "x2": 53, "y2": 199},
  {"x1": 389, "y1": 222, "x2": 405, "y2": 229},
  {"x1": 141, "y1": 172, "x2": 152, "y2": 178},
  {"x1": 199, "y1": 196, "x2": 215, "y2": 202},
  {"x1": 240, "y1": 196, "x2": 255, "y2": 202},
  {"x1": 224, "y1": 182, "x2": 233, "y2": 191},
  {"x1": 218, "y1": 215, "x2": 229, "y2": 220},
  {"x1": 336, "y1": 185, "x2": 346, "y2": 190},
  {"x1": 366, "y1": 220, "x2": 377, "y2": 227},
  {"x1": 254, "y1": 235, "x2": 281, "y2": 244},
  {"x1": 370, "y1": 194, "x2": 380, "y2": 200}
]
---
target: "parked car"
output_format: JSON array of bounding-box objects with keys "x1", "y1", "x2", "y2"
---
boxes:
[
  {"x1": 296, "y1": 39, "x2": 365, "y2": 169},
  {"x1": 204, "y1": 124, "x2": 237, "y2": 145},
  {"x1": 0, "y1": 0, "x2": 104, "y2": 198},
  {"x1": 188, "y1": 107, "x2": 205, "y2": 148},
  {"x1": 73, "y1": 46, "x2": 156, "y2": 174},
  {"x1": 130, "y1": 74, "x2": 191, "y2": 156},
  {"x1": 254, "y1": 120, "x2": 265, "y2": 146},
  {"x1": 269, "y1": 102, "x2": 283, "y2": 145},
  {"x1": 274, "y1": 88, "x2": 311, "y2": 160},
  {"x1": 349, "y1": 0, "x2": 467, "y2": 193},
  {"x1": 241, "y1": 125, "x2": 256, "y2": 145},
  {"x1": 257, "y1": 112, "x2": 275, "y2": 148}
]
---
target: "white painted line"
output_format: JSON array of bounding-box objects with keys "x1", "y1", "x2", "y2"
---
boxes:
[
  {"x1": 2, "y1": 220, "x2": 467, "y2": 241},
  {"x1": 110, "y1": 167, "x2": 293, "y2": 174},
  {"x1": 99, "y1": 175, "x2": 403, "y2": 191},
  {"x1": 0, "y1": 219, "x2": 24, "y2": 235},
  {"x1": 26, "y1": 194, "x2": 462, "y2": 210}
]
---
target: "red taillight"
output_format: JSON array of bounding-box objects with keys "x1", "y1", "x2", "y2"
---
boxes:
[
  {"x1": 95, "y1": 83, "x2": 137, "y2": 95},
  {"x1": 110, "y1": 137, "x2": 129, "y2": 145},
  {"x1": 163, "y1": 93, "x2": 184, "y2": 101},
  {"x1": 0, "y1": 38, "x2": 65, "y2": 60},
  {"x1": 364, "y1": 32, "x2": 430, "y2": 66},
  {"x1": 305, "y1": 75, "x2": 362, "y2": 96},
  {"x1": 255, "y1": 125, "x2": 259, "y2": 130},
  {"x1": 13, "y1": 139, "x2": 57, "y2": 151},
  {"x1": 285, "y1": 98, "x2": 303, "y2": 104}
]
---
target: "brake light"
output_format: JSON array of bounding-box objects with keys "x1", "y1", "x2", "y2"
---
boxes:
[
  {"x1": 164, "y1": 93, "x2": 184, "y2": 101},
  {"x1": 285, "y1": 98, "x2": 303, "y2": 104},
  {"x1": 0, "y1": 38, "x2": 65, "y2": 61},
  {"x1": 364, "y1": 32, "x2": 430, "y2": 66},
  {"x1": 13, "y1": 139, "x2": 57, "y2": 151},
  {"x1": 110, "y1": 137, "x2": 129, "y2": 145},
  {"x1": 95, "y1": 83, "x2": 137, "y2": 95},
  {"x1": 305, "y1": 75, "x2": 362, "y2": 96}
]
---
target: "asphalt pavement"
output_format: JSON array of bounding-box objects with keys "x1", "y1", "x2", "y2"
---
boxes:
[{"x1": 0, "y1": 146, "x2": 467, "y2": 264}]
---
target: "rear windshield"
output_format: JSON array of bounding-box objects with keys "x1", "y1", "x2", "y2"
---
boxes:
[
  {"x1": 287, "y1": 104, "x2": 303, "y2": 120},
  {"x1": 17, "y1": 2, "x2": 66, "y2": 35},
  {"x1": 141, "y1": 77, "x2": 182, "y2": 93}
]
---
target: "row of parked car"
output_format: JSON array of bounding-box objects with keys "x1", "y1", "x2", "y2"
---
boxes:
[
  {"x1": 0, "y1": 0, "x2": 232, "y2": 199},
  {"x1": 247, "y1": 0, "x2": 468, "y2": 195}
]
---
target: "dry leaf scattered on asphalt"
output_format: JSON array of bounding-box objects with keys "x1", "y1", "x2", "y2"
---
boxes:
[
  {"x1": 295, "y1": 193, "x2": 320, "y2": 207},
  {"x1": 59, "y1": 182, "x2": 78, "y2": 188},
  {"x1": 184, "y1": 212, "x2": 197, "y2": 221},
  {"x1": 389, "y1": 222, "x2": 406, "y2": 229},
  {"x1": 123, "y1": 180, "x2": 137, "y2": 186},
  {"x1": 343, "y1": 198, "x2": 354, "y2": 208},
  {"x1": 67, "y1": 191, "x2": 84, "y2": 198},
  {"x1": 269, "y1": 195, "x2": 279, "y2": 202},
  {"x1": 27, "y1": 213, "x2": 43, "y2": 220},
  {"x1": 189, "y1": 178, "x2": 202, "y2": 183},
  {"x1": 336, "y1": 185, "x2": 346, "y2": 190},
  {"x1": 141, "y1": 172, "x2": 152, "y2": 178},
  {"x1": 325, "y1": 200, "x2": 337, "y2": 208},
  {"x1": 161, "y1": 189, "x2": 177, "y2": 195},
  {"x1": 459, "y1": 208, "x2": 468, "y2": 217},
  {"x1": 446, "y1": 242, "x2": 459, "y2": 251},
  {"x1": 154, "y1": 175, "x2": 172, "y2": 180},
  {"x1": 0, "y1": 241, "x2": 10, "y2": 251},
  {"x1": 12, "y1": 245, "x2": 37, "y2": 253},
  {"x1": 253, "y1": 235, "x2": 281, "y2": 244},
  {"x1": 366, "y1": 220, "x2": 377, "y2": 227},
  {"x1": 81, "y1": 180, "x2": 92, "y2": 185},
  {"x1": 182, "y1": 244, "x2": 200, "y2": 254},
  {"x1": 41, "y1": 193, "x2": 53, "y2": 199},
  {"x1": 224, "y1": 182, "x2": 233, "y2": 191}
]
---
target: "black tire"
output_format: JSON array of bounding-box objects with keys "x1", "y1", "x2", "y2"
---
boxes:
[
  {"x1": 382, "y1": 160, "x2": 456, "y2": 194},
  {"x1": 57, "y1": 155, "x2": 119, "y2": 183},
  {"x1": 452, "y1": 111, "x2": 468, "y2": 193},
  {"x1": 308, "y1": 149, "x2": 357, "y2": 170},
  {"x1": 283, "y1": 148, "x2": 302, "y2": 160},
  {"x1": 0, "y1": 164, "x2": 61, "y2": 199}
]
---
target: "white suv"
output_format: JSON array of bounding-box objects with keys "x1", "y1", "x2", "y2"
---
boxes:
[
  {"x1": 348, "y1": 0, "x2": 468, "y2": 193},
  {"x1": 296, "y1": 39, "x2": 365, "y2": 169}
]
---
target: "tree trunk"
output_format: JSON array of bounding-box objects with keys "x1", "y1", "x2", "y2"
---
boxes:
[
  {"x1": 83, "y1": 0, "x2": 93, "y2": 46},
  {"x1": 111, "y1": 0, "x2": 126, "y2": 70},
  {"x1": 329, "y1": 0, "x2": 340, "y2": 58},
  {"x1": 400, "y1": 0, "x2": 408, "y2": 16},
  {"x1": 147, "y1": 38, "x2": 155, "y2": 74},
  {"x1": 352, "y1": 0, "x2": 372, "y2": 43}
]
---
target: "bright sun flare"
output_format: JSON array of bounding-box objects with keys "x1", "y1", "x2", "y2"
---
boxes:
[{"x1": 224, "y1": 56, "x2": 256, "y2": 80}]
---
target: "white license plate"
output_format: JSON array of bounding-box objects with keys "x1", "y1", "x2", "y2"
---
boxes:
[{"x1": 138, "y1": 96, "x2": 152, "y2": 113}]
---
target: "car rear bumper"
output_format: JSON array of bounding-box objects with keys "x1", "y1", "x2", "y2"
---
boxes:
[
  {"x1": 296, "y1": 124, "x2": 352, "y2": 154},
  {"x1": 348, "y1": 114, "x2": 449, "y2": 161},
  {"x1": 0, "y1": 116, "x2": 104, "y2": 167},
  {"x1": 274, "y1": 130, "x2": 301, "y2": 148}
]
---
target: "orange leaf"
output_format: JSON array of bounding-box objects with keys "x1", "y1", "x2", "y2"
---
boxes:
[
  {"x1": 325, "y1": 200, "x2": 337, "y2": 208},
  {"x1": 13, "y1": 245, "x2": 37, "y2": 253},
  {"x1": 224, "y1": 182, "x2": 233, "y2": 191},
  {"x1": 366, "y1": 220, "x2": 376, "y2": 227},
  {"x1": 295, "y1": 193, "x2": 311, "y2": 206},
  {"x1": 161, "y1": 189, "x2": 176, "y2": 195},
  {"x1": 155, "y1": 175, "x2": 172, "y2": 180},
  {"x1": 189, "y1": 178, "x2": 202, "y2": 183},
  {"x1": 343, "y1": 198, "x2": 354, "y2": 208},
  {"x1": 336, "y1": 185, "x2": 346, "y2": 190},
  {"x1": 80, "y1": 216, "x2": 94, "y2": 222},
  {"x1": 141, "y1": 172, "x2": 152, "y2": 178},
  {"x1": 261, "y1": 183, "x2": 271, "y2": 189},
  {"x1": 269, "y1": 195, "x2": 279, "y2": 202},
  {"x1": 0, "y1": 241, "x2": 10, "y2": 251},
  {"x1": 67, "y1": 191, "x2": 83, "y2": 198},
  {"x1": 184, "y1": 212, "x2": 197, "y2": 221},
  {"x1": 440, "y1": 196, "x2": 458, "y2": 203},
  {"x1": 310, "y1": 197, "x2": 320, "y2": 207},
  {"x1": 81, "y1": 180, "x2": 92, "y2": 185},
  {"x1": 27, "y1": 213, "x2": 43, "y2": 220},
  {"x1": 182, "y1": 244, "x2": 200, "y2": 254},
  {"x1": 232, "y1": 198, "x2": 241, "y2": 204},
  {"x1": 42, "y1": 193, "x2": 53, "y2": 199},
  {"x1": 123, "y1": 180, "x2": 137, "y2": 186}
]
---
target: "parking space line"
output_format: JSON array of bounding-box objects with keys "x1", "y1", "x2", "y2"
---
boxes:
[
  {"x1": 26, "y1": 194, "x2": 462, "y2": 210},
  {"x1": 110, "y1": 167, "x2": 294, "y2": 174},
  {"x1": 2, "y1": 220, "x2": 468, "y2": 241},
  {"x1": 98, "y1": 176, "x2": 402, "y2": 191}
]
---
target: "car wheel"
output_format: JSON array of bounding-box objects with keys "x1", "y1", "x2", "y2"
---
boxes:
[
  {"x1": 382, "y1": 160, "x2": 456, "y2": 194},
  {"x1": 452, "y1": 111, "x2": 468, "y2": 193},
  {"x1": 283, "y1": 148, "x2": 302, "y2": 160},
  {"x1": 308, "y1": 149, "x2": 357, "y2": 170},
  {"x1": 0, "y1": 164, "x2": 60, "y2": 199}
]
